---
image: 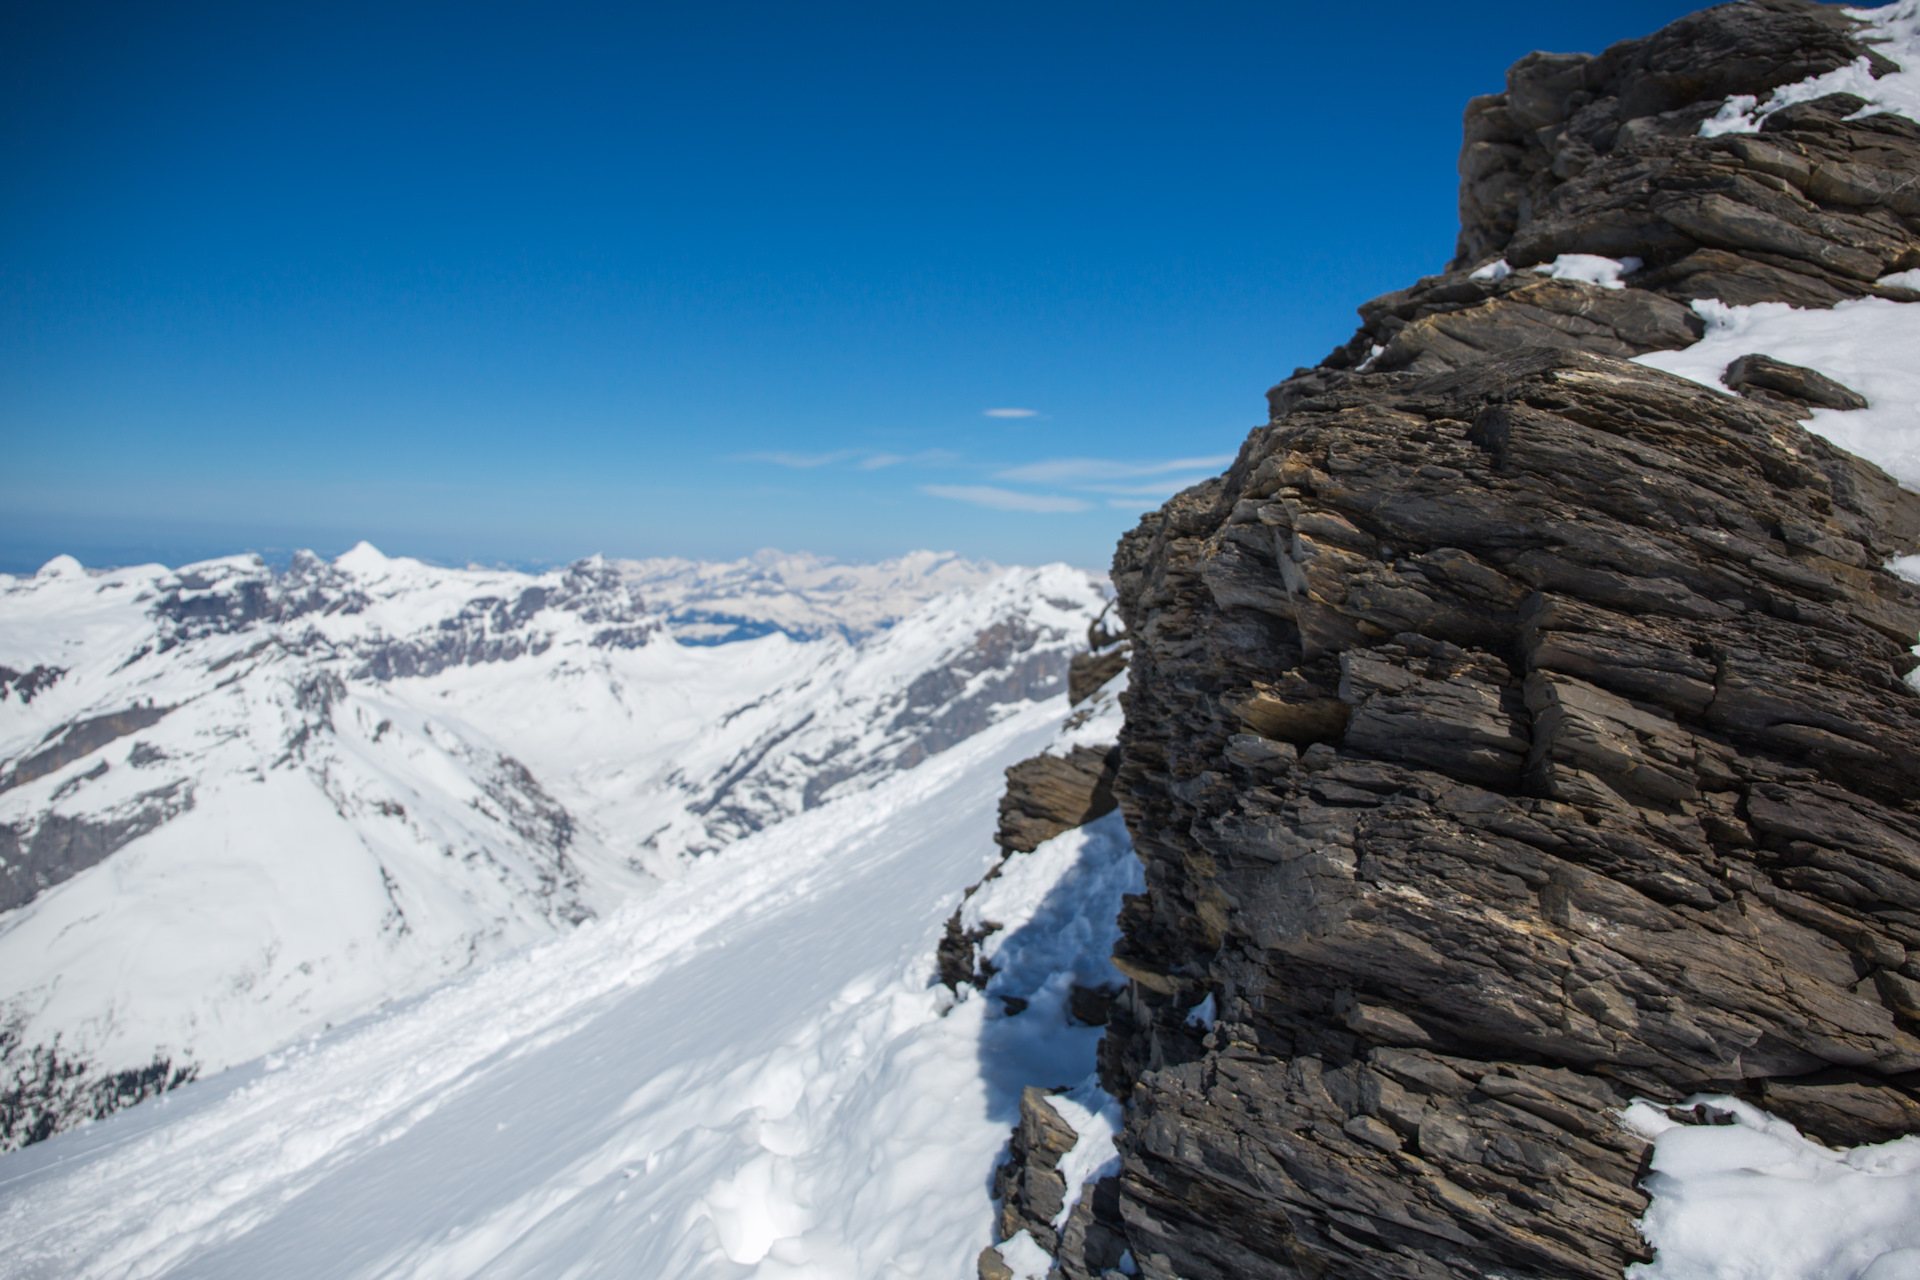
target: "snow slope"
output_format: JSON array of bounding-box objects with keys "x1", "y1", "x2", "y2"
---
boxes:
[
  {"x1": 0, "y1": 546, "x2": 1105, "y2": 1149},
  {"x1": 0, "y1": 693, "x2": 1140, "y2": 1280}
]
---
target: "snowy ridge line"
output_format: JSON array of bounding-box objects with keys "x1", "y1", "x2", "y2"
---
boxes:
[{"x1": 614, "y1": 548, "x2": 1006, "y2": 644}]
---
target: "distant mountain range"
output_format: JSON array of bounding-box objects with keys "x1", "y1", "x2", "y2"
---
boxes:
[{"x1": 0, "y1": 544, "x2": 1106, "y2": 1148}]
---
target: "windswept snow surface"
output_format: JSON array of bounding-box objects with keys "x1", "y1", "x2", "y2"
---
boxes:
[
  {"x1": 1626, "y1": 1098, "x2": 1920, "y2": 1280},
  {"x1": 1634, "y1": 296, "x2": 1920, "y2": 488},
  {"x1": 0, "y1": 693, "x2": 1142, "y2": 1279},
  {"x1": 1699, "y1": 2, "x2": 1920, "y2": 135}
]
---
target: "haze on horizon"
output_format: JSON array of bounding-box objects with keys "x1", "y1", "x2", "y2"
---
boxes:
[{"x1": 4, "y1": 0, "x2": 1746, "y2": 574}]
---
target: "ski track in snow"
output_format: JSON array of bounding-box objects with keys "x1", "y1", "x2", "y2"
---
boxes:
[{"x1": 0, "y1": 695, "x2": 1139, "y2": 1280}]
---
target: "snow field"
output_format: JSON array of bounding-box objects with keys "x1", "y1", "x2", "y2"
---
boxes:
[{"x1": 0, "y1": 693, "x2": 1141, "y2": 1279}]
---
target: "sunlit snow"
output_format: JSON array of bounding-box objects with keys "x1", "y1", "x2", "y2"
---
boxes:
[{"x1": 1625, "y1": 1098, "x2": 1920, "y2": 1280}]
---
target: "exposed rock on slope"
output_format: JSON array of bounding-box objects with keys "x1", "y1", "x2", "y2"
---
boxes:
[
  {"x1": 1081, "y1": 4, "x2": 1920, "y2": 1279},
  {"x1": 1312, "y1": 0, "x2": 1920, "y2": 395}
]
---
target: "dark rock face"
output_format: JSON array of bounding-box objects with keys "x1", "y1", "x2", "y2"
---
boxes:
[
  {"x1": 1070, "y1": 648, "x2": 1130, "y2": 707},
  {"x1": 998, "y1": 746, "x2": 1122, "y2": 854},
  {"x1": 1080, "y1": 5, "x2": 1920, "y2": 1278},
  {"x1": 983, "y1": 1088, "x2": 1130, "y2": 1280},
  {"x1": 1104, "y1": 348, "x2": 1920, "y2": 1277},
  {"x1": 1451, "y1": 0, "x2": 1910, "y2": 275},
  {"x1": 0, "y1": 703, "x2": 173, "y2": 795},
  {"x1": 1724, "y1": 351, "x2": 1870, "y2": 415},
  {"x1": 0, "y1": 666, "x2": 64, "y2": 705}
]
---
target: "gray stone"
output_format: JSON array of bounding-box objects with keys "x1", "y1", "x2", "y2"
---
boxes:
[{"x1": 1725, "y1": 352, "x2": 1870, "y2": 414}]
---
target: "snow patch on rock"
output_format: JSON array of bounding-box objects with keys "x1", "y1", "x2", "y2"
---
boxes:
[
  {"x1": 1634, "y1": 296, "x2": 1920, "y2": 489},
  {"x1": 1700, "y1": 1, "x2": 1920, "y2": 135}
]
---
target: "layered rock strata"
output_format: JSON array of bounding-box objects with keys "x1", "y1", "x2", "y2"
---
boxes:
[{"x1": 1041, "y1": 4, "x2": 1920, "y2": 1279}]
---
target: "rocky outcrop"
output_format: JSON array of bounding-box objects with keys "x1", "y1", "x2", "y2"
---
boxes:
[
  {"x1": 1306, "y1": 0, "x2": 1920, "y2": 395},
  {"x1": 1450, "y1": 0, "x2": 1913, "y2": 277},
  {"x1": 997, "y1": 747, "x2": 1122, "y2": 855},
  {"x1": 1075, "y1": 4, "x2": 1920, "y2": 1279},
  {"x1": 1070, "y1": 604, "x2": 1131, "y2": 707},
  {"x1": 1104, "y1": 346, "x2": 1920, "y2": 1278},
  {"x1": 0, "y1": 703, "x2": 173, "y2": 795},
  {"x1": 1723, "y1": 351, "x2": 1870, "y2": 415},
  {"x1": 0, "y1": 666, "x2": 63, "y2": 706},
  {"x1": 984, "y1": 1088, "x2": 1131, "y2": 1280}
]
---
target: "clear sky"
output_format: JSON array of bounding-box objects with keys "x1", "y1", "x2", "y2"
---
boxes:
[{"x1": 4, "y1": 0, "x2": 1759, "y2": 573}]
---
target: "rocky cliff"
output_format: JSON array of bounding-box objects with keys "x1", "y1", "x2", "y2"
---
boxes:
[{"x1": 997, "y1": 3, "x2": 1920, "y2": 1278}]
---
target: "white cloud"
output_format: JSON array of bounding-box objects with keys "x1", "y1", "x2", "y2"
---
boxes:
[
  {"x1": 982, "y1": 408, "x2": 1039, "y2": 418},
  {"x1": 1081, "y1": 480, "x2": 1202, "y2": 498},
  {"x1": 736, "y1": 450, "x2": 860, "y2": 469},
  {"x1": 994, "y1": 455, "x2": 1235, "y2": 484},
  {"x1": 857, "y1": 454, "x2": 905, "y2": 470},
  {"x1": 921, "y1": 485, "x2": 1089, "y2": 513}
]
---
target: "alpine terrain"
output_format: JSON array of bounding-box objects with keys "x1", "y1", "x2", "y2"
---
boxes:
[
  {"x1": 3, "y1": 2, "x2": 1920, "y2": 1279},
  {"x1": 0, "y1": 546, "x2": 1106, "y2": 1150}
]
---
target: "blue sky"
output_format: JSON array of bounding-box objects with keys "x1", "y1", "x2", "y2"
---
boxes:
[{"x1": 5, "y1": 0, "x2": 1750, "y2": 572}]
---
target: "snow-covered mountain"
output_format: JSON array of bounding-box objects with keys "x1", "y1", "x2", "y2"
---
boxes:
[{"x1": 0, "y1": 544, "x2": 1105, "y2": 1149}]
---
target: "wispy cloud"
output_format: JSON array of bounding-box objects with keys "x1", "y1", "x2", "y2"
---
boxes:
[
  {"x1": 922, "y1": 485, "x2": 1089, "y2": 513},
  {"x1": 1081, "y1": 481, "x2": 1201, "y2": 498},
  {"x1": 982, "y1": 408, "x2": 1039, "y2": 418},
  {"x1": 736, "y1": 449, "x2": 860, "y2": 469},
  {"x1": 993, "y1": 455, "x2": 1234, "y2": 484},
  {"x1": 739, "y1": 448, "x2": 961, "y2": 472}
]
